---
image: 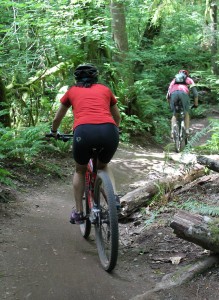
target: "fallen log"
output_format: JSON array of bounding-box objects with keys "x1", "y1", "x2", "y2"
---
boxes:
[
  {"x1": 120, "y1": 165, "x2": 205, "y2": 218},
  {"x1": 170, "y1": 210, "x2": 219, "y2": 253},
  {"x1": 197, "y1": 155, "x2": 219, "y2": 173}
]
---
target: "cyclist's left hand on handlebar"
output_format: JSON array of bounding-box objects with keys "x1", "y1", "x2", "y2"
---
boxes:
[
  {"x1": 47, "y1": 129, "x2": 60, "y2": 138},
  {"x1": 50, "y1": 126, "x2": 60, "y2": 137}
]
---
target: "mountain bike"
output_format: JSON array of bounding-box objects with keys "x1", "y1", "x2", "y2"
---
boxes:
[
  {"x1": 172, "y1": 99, "x2": 188, "y2": 153},
  {"x1": 46, "y1": 133, "x2": 119, "y2": 272}
]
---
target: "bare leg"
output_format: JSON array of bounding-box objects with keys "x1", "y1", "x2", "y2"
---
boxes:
[{"x1": 73, "y1": 163, "x2": 87, "y2": 212}]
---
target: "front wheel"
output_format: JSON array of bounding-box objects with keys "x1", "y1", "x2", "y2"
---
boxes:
[
  {"x1": 180, "y1": 124, "x2": 188, "y2": 150},
  {"x1": 94, "y1": 171, "x2": 118, "y2": 272},
  {"x1": 173, "y1": 124, "x2": 181, "y2": 153}
]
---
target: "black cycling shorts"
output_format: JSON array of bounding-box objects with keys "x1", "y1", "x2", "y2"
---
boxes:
[
  {"x1": 73, "y1": 123, "x2": 119, "y2": 165},
  {"x1": 170, "y1": 91, "x2": 190, "y2": 114}
]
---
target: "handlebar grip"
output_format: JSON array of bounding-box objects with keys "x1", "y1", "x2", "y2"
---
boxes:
[{"x1": 45, "y1": 133, "x2": 73, "y2": 141}]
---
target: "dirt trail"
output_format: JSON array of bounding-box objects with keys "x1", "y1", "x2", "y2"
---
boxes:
[
  {"x1": 1, "y1": 113, "x2": 219, "y2": 300},
  {"x1": 0, "y1": 181, "x2": 150, "y2": 300}
]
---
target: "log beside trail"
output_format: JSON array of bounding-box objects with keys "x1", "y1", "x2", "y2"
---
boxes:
[
  {"x1": 120, "y1": 164, "x2": 205, "y2": 218},
  {"x1": 197, "y1": 155, "x2": 219, "y2": 173},
  {"x1": 170, "y1": 210, "x2": 219, "y2": 253}
]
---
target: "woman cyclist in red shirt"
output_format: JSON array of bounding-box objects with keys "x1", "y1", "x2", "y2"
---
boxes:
[{"x1": 50, "y1": 64, "x2": 121, "y2": 224}]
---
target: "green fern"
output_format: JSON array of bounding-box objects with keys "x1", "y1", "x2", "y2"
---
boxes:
[
  {"x1": 0, "y1": 124, "x2": 49, "y2": 162},
  {"x1": 0, "y1": 167, "x2": 13, "y2": 186},
  {"x1": 174, "y1": 199, "x2": 219, "y2": 217}
]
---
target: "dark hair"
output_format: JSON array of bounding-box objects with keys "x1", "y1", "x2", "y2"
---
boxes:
[{"x1": 74, "y1": 64, "x2": 99, "y2": 88}]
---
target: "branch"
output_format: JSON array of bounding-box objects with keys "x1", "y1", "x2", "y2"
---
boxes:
[{"x1": 6, "y1": 61, "x2": 73, "y2": 90}]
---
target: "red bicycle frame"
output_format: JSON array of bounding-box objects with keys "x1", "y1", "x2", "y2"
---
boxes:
[{"x1": 85, "y1": 150, "x2": 98, "y2": 209}]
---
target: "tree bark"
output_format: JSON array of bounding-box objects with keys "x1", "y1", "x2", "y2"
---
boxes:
[
  {"x1": 170, "y1": 210, "x2": 219, "y2": 253},
  {"x1": 205, "y1": 0, "x2": 219, "y2": 75},
  {"x1": 110, "y1": 0, "x2": 136, "y2": 114},
  {"x1": 197, "y1": 155, "x2": 219, "y2": 172},
  {"x1": 0, "y1": 75, "x2": 11, "y2": 127}
]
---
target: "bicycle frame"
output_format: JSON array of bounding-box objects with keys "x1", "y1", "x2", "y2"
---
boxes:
[{"x1": 85, "y1": 150, "x2": 98, "y2": 212}]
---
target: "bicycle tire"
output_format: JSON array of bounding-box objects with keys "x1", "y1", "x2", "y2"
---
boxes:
[
  {"x1": 173, "y1": 124, "x2": 181, "y2": 153},
  {"x1": 93, "y1": 171, "x2": 118, "y2": 272},
  {"x1": 80, "y1": 182, "x2": 91, "y2": 239},
  {"x1": 180, "y1": 123, "x2": 188, "y2": 151}
]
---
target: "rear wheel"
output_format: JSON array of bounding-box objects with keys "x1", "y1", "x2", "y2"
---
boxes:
[{"x1": 94, "y1": 171, "x2": 118, "y2": 272}]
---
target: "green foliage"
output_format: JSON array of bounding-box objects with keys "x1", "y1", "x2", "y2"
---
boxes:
[
  {"x1": 0, "y1": 0, "x2": 217, "y2": 147},
  {"x1": 182, "y1": 123, "x2": 212, "y2": 155},
  {"x1": 0, "y1": 167, "x2": 13, "y2": 186},
  {"x1": 175, "y1": 198, "x2": 219, "y2": 217},
  {"x1": 48, "y1": 139, "x2": 73, "y2": 155},
  {"x1": 134, "y1": 77, "x2": 171, "y2": 142},
  {"x1": 119, "y1": 103, "x2": 151, "y2": 142},
  {"x1": 0, "y1": 125, "x2": 49, "y2": 162},
  {"x1": 195, "y1": 119, "x2": 219, "y2": 154}
]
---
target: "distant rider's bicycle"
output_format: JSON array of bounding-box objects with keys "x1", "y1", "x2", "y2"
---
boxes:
[
  {"x1": 172, "y1": 101, "x2": 197, "y2": 153},
  {"x1": 46, "y1": 133, "x2": 119, "y2": 272},
  {"x1": 172, "y1": 99, "x2": 188, "y2": 153}
]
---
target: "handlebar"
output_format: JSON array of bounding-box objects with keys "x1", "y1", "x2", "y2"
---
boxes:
[{"x1": 45, "y1": 133, "x2": 73, "y2": 142}]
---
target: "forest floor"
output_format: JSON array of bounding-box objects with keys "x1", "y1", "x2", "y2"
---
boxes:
[{"x1": 1, "y1": 110, "x2": 219, "y2": 300}]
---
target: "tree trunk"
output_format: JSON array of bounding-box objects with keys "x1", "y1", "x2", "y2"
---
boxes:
[
  {"x1": 170, "y1": 210, "x2": 219, "y2": 253},
  {"x1": 0, "y1": 75, "x2": 11, "y2": 127},
  {"x1": 110, "y1": 0, "x2": 136, "y2": 114},
  {"x1": 197, "y1": 155, "x2": 219, "y2": 172},
  {"x1": 205, "y1": 0, "x2": 219, "y2": 75}
]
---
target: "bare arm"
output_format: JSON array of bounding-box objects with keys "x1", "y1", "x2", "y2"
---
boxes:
[
  {"x1": 51, "y1": 103, "x2": 69, "y2": 131},
  {"x1": 191, "y1": 86, "x2": 198, "y2": 106},
  {"x1": 110, "y1": 104, "x2": 121, "y2": 127}
]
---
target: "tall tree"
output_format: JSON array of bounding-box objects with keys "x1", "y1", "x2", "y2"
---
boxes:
[
  {"x1": 205, "y1": 0, "x2": 218, "y2": 75},
  {"x1": 110, "y1": 0, "x2": 136, "y2": 114},
  {"x1": 0, "y1": 76, "x2": 11, "y2": 127}
]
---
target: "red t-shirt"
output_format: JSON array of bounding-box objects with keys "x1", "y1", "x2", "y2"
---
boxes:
[{"x1": 60, "y1": 83, "x2": 117, "y2": 129}]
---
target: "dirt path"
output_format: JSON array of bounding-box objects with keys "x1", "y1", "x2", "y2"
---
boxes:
[
  {"x1": 0, "y1": 182, "x2": 150, "y2": 300},
  {"x1": 1, "y1": 113, "x2": 219, "y2": 300}
]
